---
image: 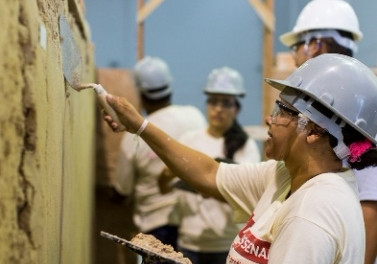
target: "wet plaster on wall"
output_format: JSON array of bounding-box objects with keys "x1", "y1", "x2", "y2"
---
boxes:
[{"x1": 0, "y1": 0, "x2": 96, "y2": 263}]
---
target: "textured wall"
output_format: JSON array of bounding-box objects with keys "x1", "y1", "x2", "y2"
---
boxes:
[{"x1": 0, "y1": 0, "x2": 95, "y2": 263}]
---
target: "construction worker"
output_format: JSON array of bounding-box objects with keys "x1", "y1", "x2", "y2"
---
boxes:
[
  {"x1": 160, "y1": 67, "x2": 261, "y2": 264},
  {"x1": 104, "y1": 53, "x2": 377, "y2": 264},
  {"x1": 280, "y1": 0, "x2": 362, "y2": 67},
  {"x1": 112, "y1": 56, "x2": 206, "y2": 253},
  {"x1": 280, "y1": 1, "x2": 376, "y2": 263}
]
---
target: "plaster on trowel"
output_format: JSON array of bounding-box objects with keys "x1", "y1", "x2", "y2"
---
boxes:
[{"x1": 59, "y1": 15, "x2": 125, "y2": 130}]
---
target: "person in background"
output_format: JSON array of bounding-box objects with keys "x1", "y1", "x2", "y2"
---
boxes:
[
  {"x1": 280, "y1": 0, "x2": 361, "y2": 67},
  {"x1": 280, "y1": 1, "x2": 377, "y2": 263},
  {"x1": 112, "y1": 56, "x2": 206, "y2": 251},
  {"x1": 104, "y1": 53, "x2": 377, "y2": 263},
  {"x1": 160, "y1": 67, "x2": 261, "y2": 264}
]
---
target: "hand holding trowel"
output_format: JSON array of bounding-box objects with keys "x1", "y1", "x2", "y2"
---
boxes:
[{"x1": 59, "y1": 15, "x2": 125, "y2": 131}]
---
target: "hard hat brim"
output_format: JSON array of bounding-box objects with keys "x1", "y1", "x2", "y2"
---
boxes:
[{"x1": 279, "y1": 31, "x2": 299, "y2": 47}]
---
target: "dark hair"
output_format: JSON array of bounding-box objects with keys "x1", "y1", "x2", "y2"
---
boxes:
[
  {"x1": 223, "y1": 119, "x2": 248, "y2": 160},
  {"x1": 321, "y1": 30, "x2": 354, "y2": 57},
  {"x1": 222, "y1": 100, "x2": 249, "y2": 160},
  {"x1": 329, "y1": 124, "x2": 377, "y2": 170}
]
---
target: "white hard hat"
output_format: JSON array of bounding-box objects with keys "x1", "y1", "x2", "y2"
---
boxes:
[
  {"x1": 266, "y1": 54, "x2": 377, "y2": 159},
  {"x1": 134, "y1": 56, "x2": 173, "y2": 100},
  {"x1": 280, "y1": 0, "x2": 363, "y2": 48},
  {"x1": 204, "y1": 67, "x2": 246, "y2": 97}
]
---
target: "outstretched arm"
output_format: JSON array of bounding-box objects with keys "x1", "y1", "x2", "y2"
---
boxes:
[{"x1": 104, "y1": 94, "x2": 223, "y2": 200}]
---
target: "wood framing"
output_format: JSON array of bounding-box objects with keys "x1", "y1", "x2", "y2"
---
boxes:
[
  {"x1": 135, "y1": 0, "x2": 280, "y2": 135},
  {"x1": 137, "y1": 0, "x2": 166, "y2": 60},
  {"x1": 137, "y1": 0, "x2": 166, "y2": 23},
  {"x1": 247, "y1": 0, "x2": 275, "y2": 32},
  {"x1": 137, "y1": 0, "x2": 144, "y2": 60},
  {"x1": 260, "y1": 0, "x2": 275, "y2": 120},
  {"x1": 136, "y1": 0, "x2": 276, "y2": 63}
]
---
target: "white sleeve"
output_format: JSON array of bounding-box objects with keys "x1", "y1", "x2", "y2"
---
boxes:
[
  {"x1": 269, "y1": 217, "x2": 337, "y2": 263},
  {"x1": 354, "y1": 167, "x2": 377, "y2": 201}
]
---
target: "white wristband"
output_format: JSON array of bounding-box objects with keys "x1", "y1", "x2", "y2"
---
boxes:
[{"x1": 136, "y1": 119, "x2": 149, "y2": 136}]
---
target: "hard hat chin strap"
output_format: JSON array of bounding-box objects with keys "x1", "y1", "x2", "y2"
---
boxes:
[
  {"x1": 333, "y1": 141, "x2": 351, "y2": 160},
  {"x1": 330, "y1": 118, "x2": 351, "y2": 160}
]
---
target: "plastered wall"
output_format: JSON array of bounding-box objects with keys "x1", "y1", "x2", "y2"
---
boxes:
[{"x1": 0, "y1": 0, "x2": 96, "y2": 263}]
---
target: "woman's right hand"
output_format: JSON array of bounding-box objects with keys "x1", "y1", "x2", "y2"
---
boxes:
[{"x1": 104, "y1": 94, "x2": 145, "y2": 134}]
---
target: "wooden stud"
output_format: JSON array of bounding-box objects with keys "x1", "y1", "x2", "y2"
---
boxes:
[
  {"x1": 137, "y1": 0, "x2": 166, "y2": 23},
  {"x1": 248, "y1": 0, "x2": 275, "y2": 32},
  {"x1": 137, "y1": 0, "x2": 145, "y2": 60},
  {"x1": 261, "y1": 0, "x2": 275, "y2": 120}
]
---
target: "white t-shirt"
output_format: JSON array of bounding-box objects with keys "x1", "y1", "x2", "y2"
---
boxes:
[
  {"x1": 354, "y1": 166, "x2": 377, "y2": 201},
  {"x1": 217, "y1": 160, "x2": 365, "y2": 264},
  {"x1": 114, "y1": 105, "x2": 206, "y2": 232},
  {"x1": 177, "y1": 129, "x2": 261, "y2": 252},
  {"x1": 354, "y1": 167, "x2": 377, "y2": 264}
]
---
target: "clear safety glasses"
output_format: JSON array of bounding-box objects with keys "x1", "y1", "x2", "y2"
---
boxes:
[
  {"x1": 206, "y1": 98, "x2": 236, "y2": 109},
  {"x1": 290, "y1": 40, "x2": 306, "y2": 53},
  {"x1": 271, "y1": 100, "x2": 300, "y2": 125}
]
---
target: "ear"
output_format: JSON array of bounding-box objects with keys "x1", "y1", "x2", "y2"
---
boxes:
[{"x1": 306, "y1": 130, "x2": 323, "y2": 144}]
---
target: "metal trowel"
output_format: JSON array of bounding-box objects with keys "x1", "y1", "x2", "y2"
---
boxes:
[
  {"x1": 100, "y1": 231, "x2": 190, "y2": 264},
  {"x1": 58, "y1": 15, "x2": 125, "y2": 131},
  {"x1": 59, "y1": 14, "x2": 82, "y2": 88}
]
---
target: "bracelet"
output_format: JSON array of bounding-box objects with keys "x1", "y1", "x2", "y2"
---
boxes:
[{"x1": 136, "y1": 119, "x2": 149, "y2": 136}]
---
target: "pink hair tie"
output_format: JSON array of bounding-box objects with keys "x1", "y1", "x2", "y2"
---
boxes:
[{"x1": 348, "y1": 139, "x2": 372, "y2": 163}]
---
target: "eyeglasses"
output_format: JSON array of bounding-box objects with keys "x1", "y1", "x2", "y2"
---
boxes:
[
  {"x1": 271, "y1": 100, "x2": 300, "y2": 125},
  {"x1": 290, "y1": 38, "x2": 320, "y2": 55},
  {"x1": 206, "y1": 98, "x2": 236, "y2": 109},
  {"x1": 290, "y1": 40, "x2": 306, "y2": 53}
]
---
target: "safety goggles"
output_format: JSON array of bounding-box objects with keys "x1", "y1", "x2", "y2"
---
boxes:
[
  {"x1": 271, "y1": 100, "x2": 300, "y2": 125},
  {"x1": 206, "y1": 98, "x2": 237, "y2": 109}
]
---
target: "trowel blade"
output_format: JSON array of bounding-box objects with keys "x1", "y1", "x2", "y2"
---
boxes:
[{"x1": 59, "y1": 15, "x2": 82, "y2": 88}]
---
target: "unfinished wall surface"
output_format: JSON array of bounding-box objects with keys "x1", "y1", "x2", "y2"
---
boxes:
[{"x1": 0, "y1": 0, "x2": 96, "y2": 263}]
